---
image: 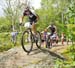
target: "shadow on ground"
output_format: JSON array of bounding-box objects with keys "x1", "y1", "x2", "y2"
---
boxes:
[{"x1": 30, "y1": 47, "x2": 67, "y2": 61}]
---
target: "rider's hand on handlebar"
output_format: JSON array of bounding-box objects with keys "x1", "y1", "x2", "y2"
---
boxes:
[
  {"x1": 19, "y1": 22, "x2": 22, "y2": 25},
  {"x1": 19, "y1": 23, "x2": 24, "y2": 26}
]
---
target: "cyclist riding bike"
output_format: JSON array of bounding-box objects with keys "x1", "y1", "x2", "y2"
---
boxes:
[
  {"x1": 20, "y1": 7, "x2": 41, "y2": 54},
  {"x1": 47, "y1": 24, "x2": 57, "y2": 37},
  {"x1": 20, "y1": 7, "x2": 39, "y2": 35},
  {"x1": 46, "y1": 24, "x2": 57, "y2": 48}
]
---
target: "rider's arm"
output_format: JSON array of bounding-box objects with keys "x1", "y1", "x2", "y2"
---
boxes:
[
  {"x1": 36, "y1": 14, "x2": 39, "y2": 21},
  {"x1": 22, "y1": 15, "x2": 24, "y2": 22},
  {"x1": 19, "y1": 11, "x2": 26, "y2": 23},
  {"x1": 19, "y1": 15, "x2": 25, "y2": 26},
  {"x1": 19, "y1": 16, "x2": 24, "y2": 24},
  {"x1": 46, "y1": 25, "x2": 51, "y2": 30}
]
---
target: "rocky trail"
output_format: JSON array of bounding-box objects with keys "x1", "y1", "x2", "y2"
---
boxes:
[{"x1": 0, "y1": 44, "x2": 68, "y2": 68}]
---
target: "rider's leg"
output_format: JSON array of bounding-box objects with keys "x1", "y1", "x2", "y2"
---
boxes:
[{"x1": 31, "y1": 22, "x2": 37, "y2": 35}]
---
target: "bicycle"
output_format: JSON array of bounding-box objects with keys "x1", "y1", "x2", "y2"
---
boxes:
[
  {"x1": 46, "y1": 33, "x2": 58, "y2": 48},
  {"x1": 21, "y1": 22, "x2": 41, "y2": 54}
]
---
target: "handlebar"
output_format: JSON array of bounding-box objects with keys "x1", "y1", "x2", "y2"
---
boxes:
[{"x1": 19, "y1": 23, "x2": 24, "y2": 26}]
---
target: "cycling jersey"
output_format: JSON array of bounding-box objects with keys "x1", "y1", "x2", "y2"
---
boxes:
[
  {"x1": 23, "y1": 9, "x2": 37, "y2": 25},
  {"x1": 49, "y1": 26, "x2": 56, "y2": 35}
]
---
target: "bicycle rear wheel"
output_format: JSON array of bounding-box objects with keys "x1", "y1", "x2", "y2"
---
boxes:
[
  {"x1": 35, "y1": 31, "x2": 41, "y2": 48},
  {"x1": 21, "y1": 30, "x2": 33, "y2": 53},
  {"x1": 46, "y1": 35, "x2": 52, "y2": 48}
]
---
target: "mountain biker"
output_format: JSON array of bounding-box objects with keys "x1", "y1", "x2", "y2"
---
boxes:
[
  {"x1": 20, "y1": 7, "x2": 39, "y2": 35},
  {"x1": 47, "y1": 24, "x2": 57, "y2": 36},
  {"x1": 46, "y1": 24, "x2": 57, "y2": 48}
]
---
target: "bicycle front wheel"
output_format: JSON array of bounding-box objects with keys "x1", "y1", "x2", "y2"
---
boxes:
[
  {"x1": 35, "y1": 31, "x2": 41, "y2": 48},
  {"x1": 21, "y1": 30, "x2": 33, "y2": 53}
]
